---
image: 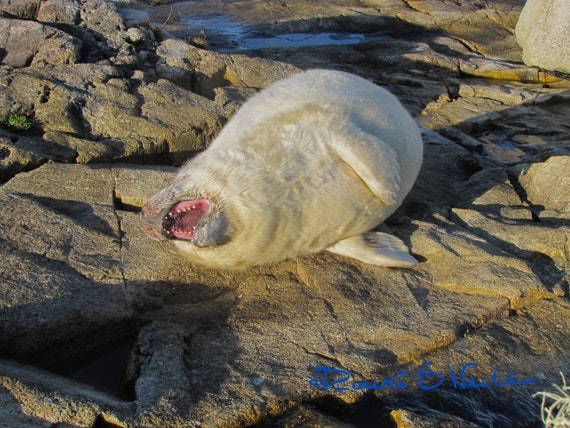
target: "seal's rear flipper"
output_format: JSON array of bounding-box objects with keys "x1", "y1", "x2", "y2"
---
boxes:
[{"x1": 326, "y1": 231, "x2": 417, "y2": 267}]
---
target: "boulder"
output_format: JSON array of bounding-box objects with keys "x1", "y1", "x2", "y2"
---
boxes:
[
  {"x1": 0, "y1": 134, "x2": 46, "y2": 182},
  {"x1": 516, "y1": 0, "x2": 570, "y2": 74},
  {"x1": 36, "y1": 0, "x2": 81, "y2": 24},
  {"x1": 119, "y1": 7, "x2": 150, "y2": 28},
  {"x1": 512, "y1": 156, "x2": 570, "y2": 219}
]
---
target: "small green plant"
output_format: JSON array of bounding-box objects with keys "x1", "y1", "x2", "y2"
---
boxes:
[{"x1": 0, "y1": 111, "x2": 34, "y2": 132}]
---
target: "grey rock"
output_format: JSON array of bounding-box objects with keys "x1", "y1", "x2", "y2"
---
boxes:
[
  {"x1": 1, "y1": 64, "x2": 226, "y2": 169},
  {"x1": 516, "y1": 0, "x2": 570, "y2": 74},
  {"x1": 381, "y1": 297, "x2": 570, "y2": 428},
  {"x1": 452, "y1": 167, "x2": 569, "y2": 293},
  {"x1": 390, "y1": 408, "x2": 481, "y2": 427},
  {"x1": 512, "y1": 156, "x2": 570, "y2": 219},
  {"x1": 0, "y1": 0, "x2": 41, "y2": 19},
  {"x1": 0, "y1": 133, "x2": 46, "y2": 182},
  {"x1": 119, "y1": 7, "x2": 150, "y2": 28},
  {"x1": 0, "y1": 17, "x2": 82, "y2": 67},
  {"x1": 36, "y1": 0, "x2": 81, "y2": 25},
  {"x1": 155, "y1": 38, "x2": 300, "y2": 98}
]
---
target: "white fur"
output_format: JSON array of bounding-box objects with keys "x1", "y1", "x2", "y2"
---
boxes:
[{"x1": 144, "y1": 70, "x2": 423, "y2": 269}]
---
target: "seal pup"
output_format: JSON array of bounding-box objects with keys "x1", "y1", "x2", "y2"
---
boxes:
[{"x1": 140, "y1": 69, "x2": 423, "y2": 269}]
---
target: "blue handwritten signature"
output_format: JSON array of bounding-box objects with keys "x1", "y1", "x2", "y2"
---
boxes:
[{"x1": 309, "y1": 362, "x2": 539, "y2": 393}]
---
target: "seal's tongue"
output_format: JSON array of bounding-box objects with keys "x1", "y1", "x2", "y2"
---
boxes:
[{"x1": 162, "y1": 199, "x2": 210, "y2": 241}]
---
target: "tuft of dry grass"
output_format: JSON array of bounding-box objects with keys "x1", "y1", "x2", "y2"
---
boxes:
[
  {"x1": 534, "y1": 373, "x2": 570, "y2": 427},
  {"x1": 189, "y1": 30, "x2": 208, "y2": 49}
]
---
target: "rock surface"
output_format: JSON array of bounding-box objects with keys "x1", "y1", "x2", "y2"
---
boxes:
[
  {"x1": 516, "y1": 0, "x2": 570, "y2": 74},
  {"x1": 0, "y1": 0, "x2": 569, "y2": 427}
]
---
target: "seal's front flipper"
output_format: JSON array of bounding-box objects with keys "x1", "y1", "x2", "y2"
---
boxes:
[{"x1": 326, "y1": 231, "x2": 417, "y2": 267}]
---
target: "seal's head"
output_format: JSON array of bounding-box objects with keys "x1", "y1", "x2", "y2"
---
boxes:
[{"x1": 140, "y1": 185, "x2": 230, "y2": 249}]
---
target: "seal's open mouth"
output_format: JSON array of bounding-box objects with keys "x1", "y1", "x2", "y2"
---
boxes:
[{"x1": 162, "y1": 199, "x2": 210, "y2": 241}]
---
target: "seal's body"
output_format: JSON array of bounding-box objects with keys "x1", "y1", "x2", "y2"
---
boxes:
[{"x1": 140, "y1": 69, "x2": 423, "y2": 269}]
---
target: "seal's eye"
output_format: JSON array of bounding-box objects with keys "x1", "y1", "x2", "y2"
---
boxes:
[{"x1": 162, "y1": 199, "x2": 210, "y2": 241}]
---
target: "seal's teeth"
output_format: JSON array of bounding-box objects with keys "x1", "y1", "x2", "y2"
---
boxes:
[{"x1": 171, "y1": 229, "x2": 194, "y2": 236}]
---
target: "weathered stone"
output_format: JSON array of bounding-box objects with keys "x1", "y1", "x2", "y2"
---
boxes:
[
  {"x1": 0, "y1": 134, "x2": 46, "y2": 182},
  {"x1": 0, "y1": 146, "x2": 558, "y2": 426},
  {"x1": 36, "y1": 0, "x2": 81, "y2": 25},
  {"x1": 452, "y1": 168, "x2": 569, "y2": 291},
  {"x1": 516, "y1": 0, "x2": 570, "y2": 74},
  {"x1": 134, "y1": 79, "x2": 226, "y2": 163},
  {"x1": 400, "y1": 130, "x2": 478, "y2": 213},
  {"x1": 0, "y1": 17, "x2": 82, "y2": 67},
  {"x1": 119, "y1": 7, "x2": 150, "y2": 28},
  {"x1": 42, "y1": 131, "x2": 149, "y2": 164},
  {"x1": 0, "y1": 166, "x2": 134, "y2": 366},
  {"x1": 11, "y1": 132, "x2": 77, "y2": 162},
  {"x1": 379, "y1": 297, "x2": 570, "y2": 428},
  {"x1": 390, "y1": 408, "x2": 480, "y2": 427},
  {"x1": 1, "y1": 64, "x2": 227, "y2": 167},
  {"x1": 0, "y1": 0, "x2": 41, "y2": 19},
  {"x1": 213, "y1": 86, "x2": 260, "y2": 116},
  {"x1": 156, "y1": 38, "x2": 301, "y2": 98},
  {"x1": 512, "y1": 156, "x2": 570, "y2": 219}
]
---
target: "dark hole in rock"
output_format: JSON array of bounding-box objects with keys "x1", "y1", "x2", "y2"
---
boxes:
[
  {"x1": 47, "y1": 336, "x2": 137, "y2": 401},
  {"x1": 313, "y1": 393, "x2": 395, "y2": 427},
  {"x1": 93, "y1": 413, "x2": 127, "y2": 428},
  {"x1": 112, "y1": 189, "x2": 142, "y2": 213},
  {"x1": 343, "y1": 394, "x2": 396, "y2": 427},
  {"x1": 253, "y1": 393, "x2": 395, "y2": 427}
]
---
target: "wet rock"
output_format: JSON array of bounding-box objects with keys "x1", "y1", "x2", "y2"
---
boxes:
[{"x1": 516, "y1": 0, "x2": 570, "y2": 74}]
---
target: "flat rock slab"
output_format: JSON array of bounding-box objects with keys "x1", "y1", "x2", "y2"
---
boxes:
[{"x1": 0, "y1": 150, "x2": 563, "y2": 426}]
